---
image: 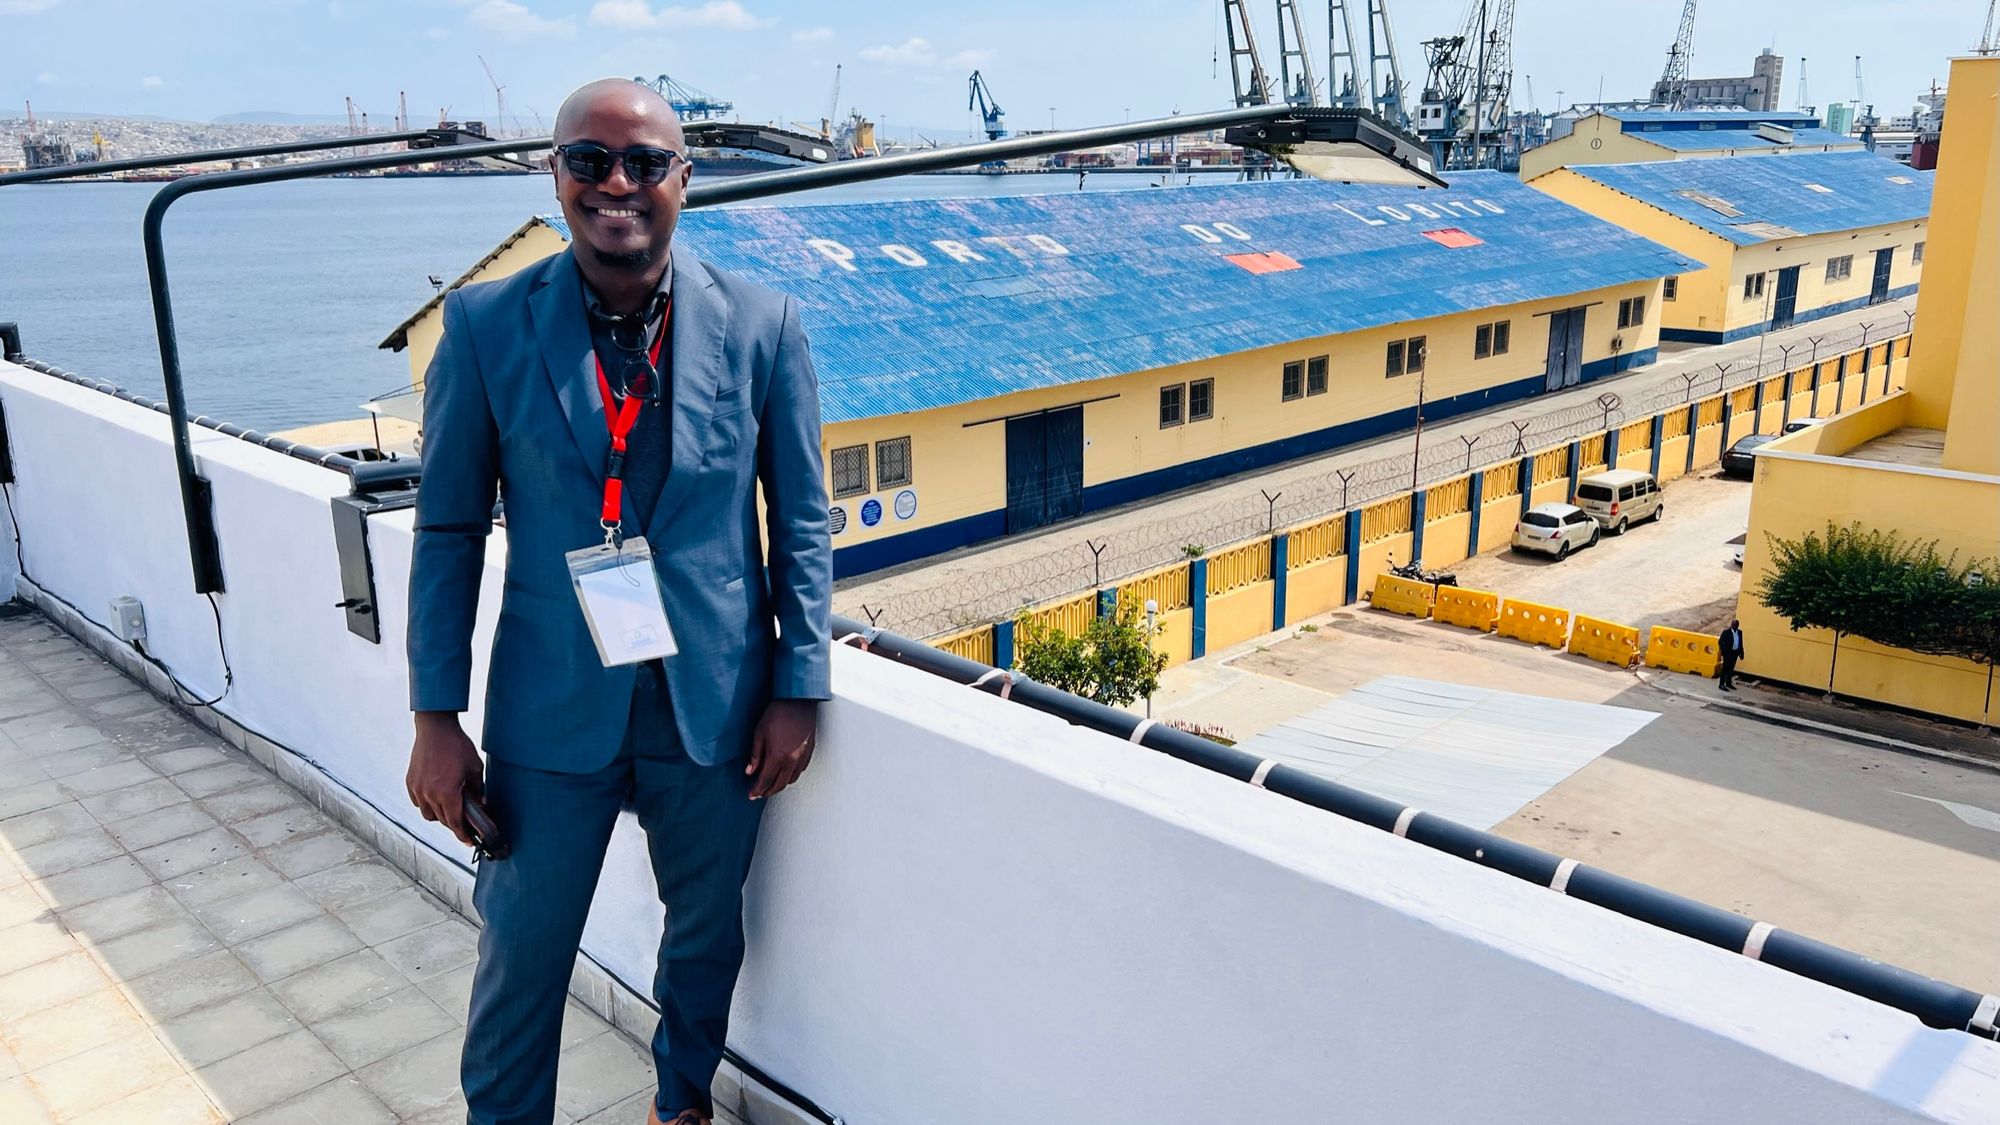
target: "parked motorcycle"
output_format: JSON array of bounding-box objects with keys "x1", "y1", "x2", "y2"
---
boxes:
[{"x1": 1387, "y1": 555, "x2": 1460, "y2": 588}]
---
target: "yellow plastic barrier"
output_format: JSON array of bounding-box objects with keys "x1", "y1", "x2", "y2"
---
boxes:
[
  {"x1": 1496, "y1": 599, "x2": 1572, "y2": 648},
  {"x1": 1567, "y1": 615, "x2": 1641, "y2": 668},
  {"x1": 1432, "y1": 586, "x2": 1500, "y2": 632},
  {"x1": 1369, "y1": 574, "x2": 1436, "y2": 619},
  {"x1": 1645, "y1": 625, "x2": 1722, "y2": 677}
]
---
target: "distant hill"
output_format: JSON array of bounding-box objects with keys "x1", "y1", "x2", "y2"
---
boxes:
[{"x1": 213, "y1": 111, "x2": 351, "y2": 125}]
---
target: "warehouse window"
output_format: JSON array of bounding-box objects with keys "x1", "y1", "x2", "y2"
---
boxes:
[
  {"x1": 1281, "y1": 360, "x2": 1304, "y2": 401},
  {"x1": 1663, "y1": 276, "x2": 1679, "y2": 301},
  {"x1": 1913, "y1": 241, "x2": 1925, "y2": 264},
  {"x1": 1159, "y1": 383, "x2": 1185, "y2": 428},
  {"x1": 1386, "y1": 339, "x2": 1404, "y2": 377},
  {"x1": 1743, "y1": 273, "x2": 1765, "y2": 301},
  {"x1": 1384, "y1": 335, "x2": 1425, "y2": 378},
  {"x1": 1189, "y1": 378, "x2": 1214, "y2": 421},
  {"x1": 1306, "y1": 354, "x2": 1329, "y2": 395},
  {"x1": 874, "y1": 436, "x2": 912, "y2": 489},
  {"x1": 1473, "y1": 320, "x2": 1510, "y2": 360},
  {"x1": 1825, "y1": 255, "x2": 1853, "y2": 282},
  {"x1": 1617, "y1": 296, "x2": 1646, "y2": 329},
  {"x1": 830, "y1": 444, "x2": 869, "y2": 499}
]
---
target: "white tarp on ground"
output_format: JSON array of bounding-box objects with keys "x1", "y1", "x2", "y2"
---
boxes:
[{"x1": 1236, "y1": 675, "x2": 1658, "y2": 829}]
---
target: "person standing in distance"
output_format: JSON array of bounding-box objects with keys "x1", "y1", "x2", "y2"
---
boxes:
[
  {"x1": 404, "y1": 78, "x2": 831, "y2": 1125},
  {"x1": 1717, "y1": 618, "x2": 1745, "y2": 691}
]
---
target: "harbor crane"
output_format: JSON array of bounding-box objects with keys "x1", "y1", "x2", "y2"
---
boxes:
[
  {"x1": 631, "y1": 75, "x2": 733, "y2": 121},
  {"x1": 1274, "y1": 0, "x2": 1318, "y2": 106},
  {"x1": 1982, "y1": 0, "x2": 1998, "y2": 54},
  {"x1": 822, "y1": 64, "x2": 841, "y2": 140},
  {"x1": 1657, "y1": 0, "x2": 1697, "y2": 109},
  {"x1": 968, "y1": 70, "x2": 1006, "y2": 139},
  {"x1": 1330, "y1": 0, "x2": 1411, "y2": 128},
  {"x1": 479, "y1": 55, "x2": 508, "y2": 137},
  {"x1": 1417, "y1": 0, "x2": 1516, "y2": 170},
  {"x1": 1222, "y1": 0, "x2": 1275, "y2": 106},
  {"x1": 1796, "y1": 56, "x2": 1812, "y2": 114}
]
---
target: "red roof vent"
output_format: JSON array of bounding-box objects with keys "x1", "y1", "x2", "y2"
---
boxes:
[
  {"x1": 1224, "y1": 251, "x2": 1303, "y2": 274},
  {"x1": 1421, "y1": 228, "x2": 1484, "y2": 248}
]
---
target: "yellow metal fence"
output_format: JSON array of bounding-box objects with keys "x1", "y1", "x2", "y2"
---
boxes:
[
  {"x1": 1428, "y1": 476, "x2": 1471, "y2": 520},
  {"x1": 1207, "y1": 539, "x2": 1272, "y2": 595},
  {"x1": 1483, "y1": 462, "x2": 1521, "y2": 500},
  {"x1": 1288, "y1": 513, "x2": 1346, "y2": 568},
  {"x1": 1361, "y1": 494, "x2": 1412, "y2": 544},
  {"x1": 1119, "y1": 562, "x2": 1192, "y2": 614}
]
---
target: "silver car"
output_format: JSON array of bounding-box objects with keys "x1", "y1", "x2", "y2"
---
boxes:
[{"x1": 1512, "y1": 502, "x2": 1600, "y2": 560}]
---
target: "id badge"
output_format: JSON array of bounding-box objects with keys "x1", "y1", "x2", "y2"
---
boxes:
[{"x1": 564, "y1": 536, "x2": 678, "y2": 667}]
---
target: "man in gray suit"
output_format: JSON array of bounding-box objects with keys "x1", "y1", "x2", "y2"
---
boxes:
[{"x1": 405, "y1": 78, "x2": 831, "y2": 1125}]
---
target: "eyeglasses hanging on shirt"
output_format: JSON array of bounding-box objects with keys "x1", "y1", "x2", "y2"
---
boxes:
[{"x1": 591, "y1": 305, "x2": 667, "y2": 405}]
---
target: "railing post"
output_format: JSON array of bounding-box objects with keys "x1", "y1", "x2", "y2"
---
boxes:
[
  {"x1": 1342, "y1": 511, "x2": 1362, "y2": 605},
  {"x1": 1190, "y1": 558, "x2": 1209, "y2": 659},
  {"x1": 1271, "y1": 533, "x2": 1289, "y2": 631},
  {"x1": 1409, "y1": 489, "x2": 1427, "y2": 563},
  {"x1": 1465, "y1": 471, "x2": 1484, "y2": 560},
  {"x1": 1648, "y1": 413, "x2": 1665, "y2": 479},
  {"x1": 993, "y1": 618, "x2": 1015, "y2": 670}
]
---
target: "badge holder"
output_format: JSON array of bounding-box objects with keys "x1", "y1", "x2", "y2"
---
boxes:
[{"x1": 566, "y1": 530, "x2": 677, "y2": 667}]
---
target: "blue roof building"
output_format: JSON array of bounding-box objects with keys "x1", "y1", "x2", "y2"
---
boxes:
[
  {"x1": 1532, "y1": 152, "x2": 1931, "y2": 343},
  {"x1": 1520, "y1": 108, "x2": 1864, "y2": 181},
  {"x1": 388, "y1": 175, "x2": 1692, "y2": 575}
]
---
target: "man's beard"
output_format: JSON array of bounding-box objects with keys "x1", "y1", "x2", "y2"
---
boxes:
[{"x1": 591, "y1": 244, "x2": 658, "y2": 271}]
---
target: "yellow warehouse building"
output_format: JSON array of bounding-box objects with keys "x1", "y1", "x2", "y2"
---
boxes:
[
  {"x1": 1518, "y1": 109, "x2": 1863, "y2": 182},
  {"x1": 1530, "y1": 151, "x2": 1929, "y2": 344},
  {"x1": 1736, "y1": 55, "x2": 2000, "y2": 725},
  {"x1": 385, "y1": 173, "x2": 1696, "y2": 577}
]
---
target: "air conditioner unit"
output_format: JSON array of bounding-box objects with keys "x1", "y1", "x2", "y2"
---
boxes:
[{"x1": 1755, "y1": 122, "x2": 1795, "y2": 144}]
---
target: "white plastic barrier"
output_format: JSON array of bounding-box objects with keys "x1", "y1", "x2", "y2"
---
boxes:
[{"x1": 3, "y1": 361, "x2": 1996, "y2": 1123}]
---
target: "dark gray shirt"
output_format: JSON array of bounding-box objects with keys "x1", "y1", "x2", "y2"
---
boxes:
[{"x1": 581, "y1": 262, "x2": 673, "y2": 531}]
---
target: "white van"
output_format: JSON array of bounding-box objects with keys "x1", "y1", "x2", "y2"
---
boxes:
[{"x1": 1574, "y1": 469, "x2": 1663, "y2": 535}]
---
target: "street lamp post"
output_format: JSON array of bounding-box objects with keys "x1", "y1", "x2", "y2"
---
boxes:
[
  {"x1": 1408, "y1": 343, "x2": 1430, "y2": 493},
  {"x1": 1144, "y1": 599, "x2": 1159, "y2": 718}
]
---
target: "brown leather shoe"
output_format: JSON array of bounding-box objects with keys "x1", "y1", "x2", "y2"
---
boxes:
[{"x1": 645, "y1": 1103, "x2": 710, "y2": 1125}]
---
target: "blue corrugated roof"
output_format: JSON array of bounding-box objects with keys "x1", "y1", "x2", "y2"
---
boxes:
[
  {"x1": 541, "y1": 173, "x2": 1692, "y2": 424},
  {"x1": 1607, "y1": 110, "x2": 1822, "y2": 127},
  {"x1": 1638, "y1": 127, "x2": 1860, "y2": 152},
  {"x1": 1560, "y1": 152, "x2": 1930, "y2": 247}
]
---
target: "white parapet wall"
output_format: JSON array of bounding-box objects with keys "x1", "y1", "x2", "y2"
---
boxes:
[{"x1": 3, "y1": 358, "x2": 1997, "y2": 1123}]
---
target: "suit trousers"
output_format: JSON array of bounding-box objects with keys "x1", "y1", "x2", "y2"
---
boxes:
[{"x1": 462, "y1": 666, "x2": 765, "y2": 1124}]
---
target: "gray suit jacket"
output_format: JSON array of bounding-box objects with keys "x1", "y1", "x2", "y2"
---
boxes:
[{"x1": 407, "y1": 245, "x2": 832, "y2": 771}]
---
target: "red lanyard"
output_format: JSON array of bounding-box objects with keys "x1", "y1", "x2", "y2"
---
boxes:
[{"x1": 592, "y1": 304, "x2": 669, "y2": 535}]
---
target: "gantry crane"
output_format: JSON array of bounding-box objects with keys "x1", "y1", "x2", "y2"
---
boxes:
[
  {"x1": 1274, "y1": 0, "x2": 1318, "y2": 106},
  {"x1": 1328, "y1": 0, "x2": 1410, "y2": 127},
  {"x1": 1982, "y1": 0, "x2": 1998, "y2": 54},
  {"x1": 968, "y1": 70, "x2": 1006, "y2": 139},
  {"x1": 1222, "y1": 0, "x2": 1274, "y2": 106},
  {"x1": 631, "y1": 75, "x2": 733, "y2": 121},
  {"x1": 1657, "y1": 0, "x2": 1698, "y2": 109}
]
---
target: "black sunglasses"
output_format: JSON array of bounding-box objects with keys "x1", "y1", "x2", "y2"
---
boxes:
[{"x1": 556, "y1": 142, "x2": 686, "y2": 186}]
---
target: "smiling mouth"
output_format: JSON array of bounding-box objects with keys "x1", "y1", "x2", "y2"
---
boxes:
[{"x1": 590, "y1": 205, "x2": 646, "y2": 220}]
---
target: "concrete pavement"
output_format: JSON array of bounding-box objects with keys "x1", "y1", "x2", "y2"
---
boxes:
[{"x1": 0, "y1": 609, "x2": 751, "y2": 1125}]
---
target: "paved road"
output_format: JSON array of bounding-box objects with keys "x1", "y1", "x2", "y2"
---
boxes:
[
  {"x1": 1450, "y1": 469, "x2": 1753, "y2": 635},
  {"x1": 840, "y1": 294, "x2": 1914, "y2": 638},
  {"x1": 1149, "y1": 606, "x2": 2000, "y2": 992}
]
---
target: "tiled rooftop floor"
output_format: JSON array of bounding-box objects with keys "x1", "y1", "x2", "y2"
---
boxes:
[{"x1": 0, "y1": 608, "x2": 729, "y2": 1124}]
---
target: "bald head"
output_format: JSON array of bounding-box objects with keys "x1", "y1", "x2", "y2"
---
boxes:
[{"x1": 554, "y1": 78, "x2": 685, "y2": 148}]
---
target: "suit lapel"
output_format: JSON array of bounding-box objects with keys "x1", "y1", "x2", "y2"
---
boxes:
[
  {"x1": 528, "y1": 252, "x2": 612, "y2": 489},
  {"x1": 645, "y1": 243, "x2": 727, "y2": 539}
]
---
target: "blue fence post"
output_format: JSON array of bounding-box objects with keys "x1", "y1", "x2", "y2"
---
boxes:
[
  {"x1": 1342, "y1": 510, "x2": 1362, "y2": 605},
  {"x1": 1751, "y1": 378, "x2": 1765, "y2": 431},
  {"x1": 1096, "y1": 587, "x2": 1116, "y2": 619},
  {"x1": 1648, "y1": 413, "x2": 1665, "y2": 479},
  {"x1": 1566, "y1": 439, "x2": 1581, "y2": 500},
  {"x1": 1685, "y1": 403, "x2": 1699, "y2": 474},
  {"x1": 1719, "y1": 390, "x2": 1733, "y2": 445},
  {"x1": 1604, "y1": 425, "x2": 1621, "y2": 469},
  {"x1": 1271, "y1": 533, "x2": 1289, "y2": 631},
  {"x1": 1517, "y1": 456, "x2": 1533, "y2": 518},
  {"x1": 1809, "y1": 362, "x2": 1822, "y2": 416},
  {"x1": 1466, "y1": 471, "x2": 1485, "y2": 559},
  {"x1": 1858, "y1": 347, "x2": 1872, "y2": 404},
  {"x1": 993, "y1": 619, "x2": 1015, "y2": 670},
  {"x1": 1409, "y1": 489, "x2": 1428, "y2": 563},
  {"x1": 1190, "y1": 558, "x2": 1209, "y2": 659},
  {"x1": 1781, "y1": 369, "x2": 1795, "y2": 427}
]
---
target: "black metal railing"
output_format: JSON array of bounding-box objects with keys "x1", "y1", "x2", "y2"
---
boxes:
[{"x1": 830, "y1": 613, "x2": 2000, "y2": 1040}]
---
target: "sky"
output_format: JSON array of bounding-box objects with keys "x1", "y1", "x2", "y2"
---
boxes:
[{"x1": 4, "y1": 0, "x2": 1981, "y2": 140}]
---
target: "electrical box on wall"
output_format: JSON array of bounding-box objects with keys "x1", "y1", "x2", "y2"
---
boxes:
[{"x1": 109, "y1": 596, "x2": 146, "y2": 644}]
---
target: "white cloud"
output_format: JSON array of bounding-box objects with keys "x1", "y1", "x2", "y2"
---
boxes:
[
  {"x1": 35, "y1": 72, "x2": 57, "y2": 85},
  {"x1": 0, "y1": 0, "x2": 64, "y2": 14},
  {"x1": 141, "y1": 75, "x2": 165, "y2": 89},
  {"x1": 590, "y1": 0, "x2": 772, "y2": 31},
  {"x1": 467, "y1": 0, "x2": 576, "y2": 41},
  {"x1": 859, "y1": 37, "x2": 991, "y2": 70},
  {"x1": 425, "y1": 25, "x2": 450, "y2": 39},
  {"x1": 790, "y1": 26, "x2": 832, "y2": 42}
]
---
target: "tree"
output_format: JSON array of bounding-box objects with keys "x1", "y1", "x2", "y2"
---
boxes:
[
  {"x1": 1757, "y1": 521, "x2": 2000, "y2": 714},
  {"x1": 1014, "y1": 600, "x2": 1168, "y2": 708},
  {"x1": 1757, "y1": 522, "x2": 1927, "y2": 696}
]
